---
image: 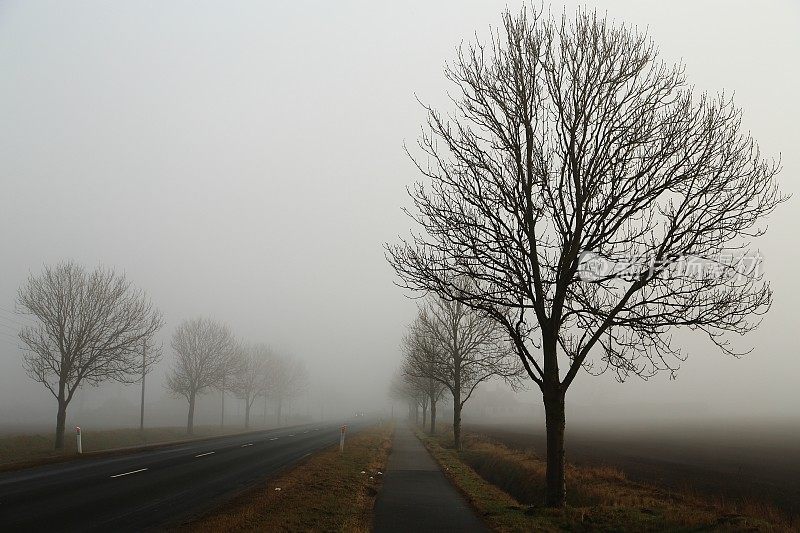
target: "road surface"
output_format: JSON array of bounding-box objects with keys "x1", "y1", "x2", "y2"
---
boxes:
[{"x1": 0, "y1": 421, "x2": 363, "y2": 531}]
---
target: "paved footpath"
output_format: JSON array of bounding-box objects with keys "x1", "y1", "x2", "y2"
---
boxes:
[{"x1": 372, "y1": 425, "x2": 489, "y2": 533}]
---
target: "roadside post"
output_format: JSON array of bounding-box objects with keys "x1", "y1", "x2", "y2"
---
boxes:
[
  {"x1": 339, "y1": 425, "x2": 347, "y2": 452},
  {"x1": 76, "y1": 426, "x2": 82, "y2": 454}
]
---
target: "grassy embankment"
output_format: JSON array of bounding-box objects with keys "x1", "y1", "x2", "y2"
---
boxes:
[
  {"x1": 184, "y1": 424, "x2": 393, "y2": 532},
  {"x1": 418, "y1": 429, "x2": 794, "y2": 532},
  {"x1": 0, "y1": 425, "x2": 257, "y2": 469}
]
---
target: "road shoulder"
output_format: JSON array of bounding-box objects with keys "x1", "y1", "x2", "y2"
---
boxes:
[{"x1": 181, "y1": 424, "x2": 392, "y2": 532}]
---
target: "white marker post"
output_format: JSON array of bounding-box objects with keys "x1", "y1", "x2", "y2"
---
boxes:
[
  {"x1": 75, "y1": 426, "x2": 82, "y2": 454},
  {"x1": 339, "y1": 425, "x2": 347, "y2": 452}
]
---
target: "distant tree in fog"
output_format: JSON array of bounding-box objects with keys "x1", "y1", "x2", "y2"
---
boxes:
[
  {"x1": 17, "y1": 261, "x2": 163, "y2": 450},
  {"x1": 231, "y1": 343, "x2": 272, "y2": 429},
  {"x1": 411, "y1": 295, "x2": 522, "y2": 450},
  {"x1": 215, "y1": 343, "x2": 243, "y2": 429},
  {"x1": 167, "y1": 318, "x2": 236, "y2": 435},
  {"x1": 388, "y1": 369, "x2": 426, "y2": 425},
  {"x1": 387, "y1": 6, "x2": 785, "y2": 506},
  {"x1": 268, "y1": 354, "x2": 308, "y2": 426},
  {"x1": 401, "y1": 317, "x2": 447, "y2": 434}
]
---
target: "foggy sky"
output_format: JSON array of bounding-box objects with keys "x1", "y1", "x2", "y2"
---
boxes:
[{"x1": 0, "y1": 1, "x2": 798, "y2": 429}]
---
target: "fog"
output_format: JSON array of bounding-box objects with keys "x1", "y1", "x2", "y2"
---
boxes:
[{"x1": 0, "y1": 0, "x2": 798, "y2": 435}]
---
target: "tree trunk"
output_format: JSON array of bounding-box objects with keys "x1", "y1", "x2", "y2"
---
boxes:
[
  {"x1": 245, "y1": 400, "x2": 251, "y2": 429},
  {"x1": 276, "y1": 399, "x2": 282, "y2": 426},
  {"x1": 543, "y1": 388, "x2": 566, "y2": 507},
  {"x1": 54, "y1": 400, "x2": 67, "y2": 451},
  {"x1": 187, "y1": 392, "x2": 196, "y2": 435},
  {"x1": 453, "y1": 400, "x2": 462, "y2": 450},
  {"x1": 220, "y1": 375, "x2": 225, "y2": 428},
  {"x1": 430, "y1": 399, "x2": 437, "y2": 435},
  {"x1": 422, "y1": 404, "x2": 428, "y2": 429}
]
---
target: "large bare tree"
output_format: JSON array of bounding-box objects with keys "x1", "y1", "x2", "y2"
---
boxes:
[
  {"x1": 387, "y1": 7, "x2": 784, "y2": 506},
  {"x1": 410, "y1": 296, "x2": 522, "y2": 450},
  {"x1": 17, "y1": 261, "x2": 163, "y2": 450},
  {"x1": 167, "y1": 317, "x2": 236, "y2": 434}
]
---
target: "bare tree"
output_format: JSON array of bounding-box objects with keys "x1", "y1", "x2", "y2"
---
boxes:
[
  {"x1": 388, "y1": 368, "x2": 425, "y2": 425},
  {"x1": 402, "y1": 316, "x2": 448, "y2": 434},
  {"x1": 411, "y1": 296, "x2": 522, "y2": 450},
  {"x1": 215, "y1": 345, "x2": 241, "y2": 429},
  {"x1": 268, "y1": 354, "x2": 309, "y2": 426},
  {"x1": 387, "y1": 6, "x2": 784, "y2": 506},
  {"x1": 17, "y1": 261, "x2": 163, "y2": 450},
  {"x1": 167, "y1": 318, "x2": 236, "y2": 435},
  {"x1": 231, "y1": 342, "x2": 272, "y2": 429}
]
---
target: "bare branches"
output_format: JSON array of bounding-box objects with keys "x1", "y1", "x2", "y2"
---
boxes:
[
  {"x1": 18, "y1": 262, "x2": 163, "y2": 400},
  {"x1": 230, "y1": 342, "x2": 273, "y2": 428},
  {"x1": 400, "y1": 292, "x2": 524, "y2": 446},
  {"x1": 386, "y1": 5, "x2": 784, "y2": 505},
  {"x1": 386, "y1": 5, "x2": 784, "y2": 389},
  {"x1": 409, "y1": 295, "x2": 523, "y2": 406},
  {"x1": 17, "y1": 261, "x2": 163, "y2": 448},
  {"x1": 267, "y1": 354, "x2": 309, "y2": 407},
  {"x1": 167, "y1": 317, "x2": 236, "y2": 403}
]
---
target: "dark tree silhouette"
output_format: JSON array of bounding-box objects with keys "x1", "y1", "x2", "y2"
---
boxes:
[
  {"x1": 17, "y1": 261, "x2": 163, "y2": 450},
  {"x1": 387, "y1": 6, "x2": 784, "y2": 506}
]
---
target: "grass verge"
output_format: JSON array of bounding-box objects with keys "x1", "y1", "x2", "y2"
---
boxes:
[
  {"x1": 183, "y1": 424, "x2": 393, "y2": 532},
  {"x1": 418, "y1": 430, "x2": 793, "y2": 532}
]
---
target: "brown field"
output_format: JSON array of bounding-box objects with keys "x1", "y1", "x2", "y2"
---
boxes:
[
  {"x1": 420, "y1": 428, "x2": 796, "y2": 532},
  {"x1": 466, "y1": 421, "x2": 800, "y2": 526},
  {"x1": 182, "y1": 424, "x2": 393, "y2": 532}
]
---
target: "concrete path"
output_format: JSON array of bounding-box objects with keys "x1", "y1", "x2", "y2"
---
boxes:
[{"x1": 372, "y1": 425, "x2": 489, "y2": 533}]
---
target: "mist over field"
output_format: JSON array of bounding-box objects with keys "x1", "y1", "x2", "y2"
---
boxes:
[{"x1": 0, "y1": 0, "x2": 798, "y2": 442}]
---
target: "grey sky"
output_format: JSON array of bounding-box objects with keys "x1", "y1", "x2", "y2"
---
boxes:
[{"x1": 0, "y1": 1, "x2": 798, "y2": 427}]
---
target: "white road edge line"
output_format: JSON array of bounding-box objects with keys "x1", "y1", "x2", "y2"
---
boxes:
[
  {"x1": 195, "y1": 451, "x2": 215, "y2": 457},
  {"x1": 110, "y1": 468, "x2": 148, "y2": 478},
  {"x1": 241, "y1": 443, "x2": 253, "y2": 447}
]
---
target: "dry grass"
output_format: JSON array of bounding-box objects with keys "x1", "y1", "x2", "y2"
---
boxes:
[
  {"x1": 420, "y1": 429, "x2": 795, "y2": 532},
  {"x1": 183, "y1": 424, "x2": 393, "y2": 532},
  {"x1": 0, "y1": 426, "x2": 258, "y2": 470}
]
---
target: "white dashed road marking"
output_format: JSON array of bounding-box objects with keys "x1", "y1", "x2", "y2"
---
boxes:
[
  {"x1": 110, "y1": 468, "x2": 148, "y2": 478},
  {"x1": 241, "y1": 443, "x2": 253, "y2": 447},
  {"x1": 269, "y1": 437, "x2": 279, "y2": 441},
  {"x1": 195, "y1": 451, "x2": 215, "y2": 458}
]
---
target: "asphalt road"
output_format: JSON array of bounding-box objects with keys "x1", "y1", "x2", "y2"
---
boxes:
[{"x1": 0, "y1": 420, "x2": 364, "y2": 532}]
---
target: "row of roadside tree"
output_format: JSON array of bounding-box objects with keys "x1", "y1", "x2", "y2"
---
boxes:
[
  {"x1": 391, "y1": 290, "x2": 523, "y2": 450},
  {"x1": 14, "y1": 260, "x2": 307, "y2": 449}
]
